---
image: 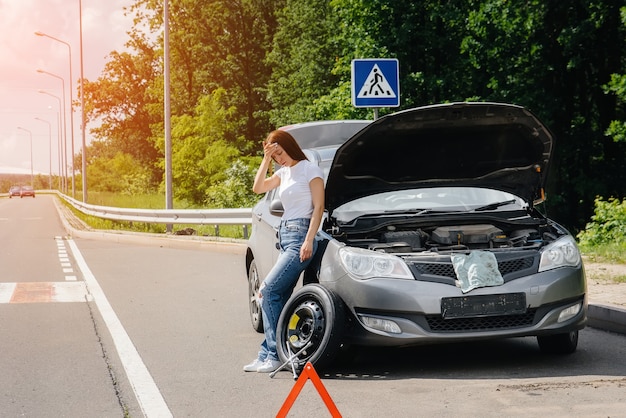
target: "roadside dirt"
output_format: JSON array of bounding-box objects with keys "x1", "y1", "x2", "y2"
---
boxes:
[
  {"x1": 583, "y1": 257, "x2": 626, "y2": 307},
  {"x1": 583, "y1": 258, "x2": 626, "y2": 282}
]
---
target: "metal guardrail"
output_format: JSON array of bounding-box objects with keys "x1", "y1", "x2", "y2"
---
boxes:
[{"x1": 55, "y1": 192, "x2": 253, "y2": 238}]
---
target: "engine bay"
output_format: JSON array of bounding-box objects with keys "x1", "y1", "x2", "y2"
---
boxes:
[{"x1": 336, "y1": 222, "x2": 557, "y2": 254}]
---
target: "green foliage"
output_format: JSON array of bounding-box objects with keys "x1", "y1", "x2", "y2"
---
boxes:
[
  {"x1": 87, "y1": 152, "x2": 155, "y2": 194},
  {"x1": 605, "y1": 74, "x2": 626, "y2": 143},
  {"x1": 206, "y1": 159, "x2": 261, "y2": 208},
  {"x1": 79, "y1": 0, "x2": 626, "y2": 236},
  {"x1": 266, "y1": 0, "x2": 344, "y2": 126},
  {"x1": 577, "y1": 197, "x2": 626, "y2": 248},
  {"x1": 82, "y1": 45, "x2": 162, "y2": 186},
  {"x1": 86, "y1": 191, "x2": 167, "y2": 209},
  {"x1": 1, "y1": 174, "x2": 56, "y2": 192},
  {"x1": 170, "y1": 89, "x2": 241, "y2": 205}
]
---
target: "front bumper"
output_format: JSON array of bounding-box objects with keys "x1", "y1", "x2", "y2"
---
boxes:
[{"x1": 320, "y1": 247, "x2": 587, "y2": 347}]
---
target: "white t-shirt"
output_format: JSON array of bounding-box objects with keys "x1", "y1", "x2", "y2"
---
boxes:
[{"x1": 276, "y1": 160, "x2": 323, "y2": 220}]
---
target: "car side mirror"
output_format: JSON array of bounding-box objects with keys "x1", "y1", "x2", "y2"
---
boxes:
[{"x1": 270, "y1": 199, "x2": 284, "y2": 217}]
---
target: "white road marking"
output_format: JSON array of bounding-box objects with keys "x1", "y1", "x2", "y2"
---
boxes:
[
  {"x1": 0, "y1": 282, "x2": 90, "y2": 303},
  {"x1": 66, "y1": 239, "x2": 173, "y2": 418},
  {"x1": 52, "y1": 282, "x2": 90, "y2": 302},
  {"x1": 0, "y1": 283, "x2": 17, "y2": 303}
]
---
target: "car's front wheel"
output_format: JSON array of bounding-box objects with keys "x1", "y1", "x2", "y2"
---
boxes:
[
  {"x1": 537, "y1": 330, "x2": 579, "y2": 354},
  {"x1": 248, "y1": 260, "x2": 264, "y2": 333},
  {"x1": 276, "y1": 284, "x2": 345, "y2": 371}
]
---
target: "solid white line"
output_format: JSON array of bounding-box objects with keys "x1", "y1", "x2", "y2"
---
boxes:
[{"x1": 67, "y1": 239, "x2": 173, "y2": 418}]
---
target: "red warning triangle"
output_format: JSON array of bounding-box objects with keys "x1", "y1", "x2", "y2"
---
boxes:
[{"x1": 276, "y1": 362, "x2": 341, "y2": 417}]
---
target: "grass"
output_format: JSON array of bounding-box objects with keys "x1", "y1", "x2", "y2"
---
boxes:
[
  {"x1": 579, "y1": 242, "x2": 626, "y2": 265},
  {"x1": 66, "y1": 191, "x2": 248, "y2": 239},
  {"x1": 580, "y1": 242, "x2": 626, "y2": 283},
  {"x1": 85, "y1": 191, "x2": 175, "y2": 209}
]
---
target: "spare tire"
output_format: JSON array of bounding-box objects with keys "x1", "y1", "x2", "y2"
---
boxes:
[{"x1": 276, "y1": 284, "x2": 345, "y2": 371}]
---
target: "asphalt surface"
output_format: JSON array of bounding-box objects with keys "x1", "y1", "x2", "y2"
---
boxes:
[{"x1": 54, "y1": 198, "x2": 626, "y2": 337}]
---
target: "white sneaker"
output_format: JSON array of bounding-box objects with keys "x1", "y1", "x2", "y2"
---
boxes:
[
  {"x1": 243, "y1": 358, "x2": 264, "y2": 372},
  {"x1": 257, "y1": 358, "x2": 282, "y2": 373}
]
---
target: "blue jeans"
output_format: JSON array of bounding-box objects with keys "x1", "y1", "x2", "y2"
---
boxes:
[{"x1": 258, "y1": 218, "x2": 317, "y2": 362}]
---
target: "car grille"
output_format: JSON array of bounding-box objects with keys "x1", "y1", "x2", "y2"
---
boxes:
[
  {"x1": 410, "y1": 255, "x2": 535, "y2": 281},
  {"x1": 425, "y1": 309, "x2": 537, "y2": 332}
]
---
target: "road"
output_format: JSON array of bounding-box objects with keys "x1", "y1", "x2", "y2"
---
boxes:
[{"x1": 1, "y1": 195, "x2": 625, "y2": 417}]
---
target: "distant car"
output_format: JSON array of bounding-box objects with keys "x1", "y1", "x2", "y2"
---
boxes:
[
  {"x1": 20, "y1": 185, "x2": 35, "y2": 198},
  {"x1": 9, "y1": 186, "x2": 21, "y2": 198},
  {"x1": 245, "y1": 102, "x2": 587, "y2": 371}
]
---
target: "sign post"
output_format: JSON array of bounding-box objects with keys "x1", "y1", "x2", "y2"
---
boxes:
[{"x1": 351, "y1": 58, "x2": 400, "y2": 118}]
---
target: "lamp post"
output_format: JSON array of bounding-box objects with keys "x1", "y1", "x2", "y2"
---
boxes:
[
  {"x1": 37, "y1": 69, "x2": 71, "y2": 195},
  {"x1": 78, "y1": 0, "x2": 87, "y2": 202},
  {"x1": 38, "y1": 90, "x2": 66, "y2": 193},
  {"x1": 34, "y1": 117, "x2": 52, "y2": 189},
  {"x1": 17, "y1": 127, "x2": 34, "y2": 187},
  {"x1": 35, "y1": 31, "x2": 76, "y2": 197}
]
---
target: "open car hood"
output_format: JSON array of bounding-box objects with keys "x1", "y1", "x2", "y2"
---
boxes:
[{"x1": 325, "y1": 102, "x2": 554, "y2": 212}]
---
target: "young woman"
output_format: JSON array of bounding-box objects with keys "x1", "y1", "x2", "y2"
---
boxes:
[{"x1": 244, "y1": 130, "x2": 325, "y2": 373}]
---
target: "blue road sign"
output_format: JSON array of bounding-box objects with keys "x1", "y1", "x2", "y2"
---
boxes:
[{"x1": 351, "y1": 59, "x2": 400, "y2": 108}]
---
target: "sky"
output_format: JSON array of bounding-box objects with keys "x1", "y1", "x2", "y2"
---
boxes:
[{"x1": 0, "y1": 0, "x2": 137, "y2": 175}]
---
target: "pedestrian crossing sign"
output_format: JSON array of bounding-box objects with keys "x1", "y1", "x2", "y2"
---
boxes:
[{"x1": 351, "y1": 59, "x2": 400, "y2": 108}]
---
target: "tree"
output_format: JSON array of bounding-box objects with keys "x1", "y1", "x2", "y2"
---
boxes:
[
  {"x1": 86, "y1": 152, "x2": 154, "y2": 194},
  {"x1": 458, "y1": 0, "x2": 626, "y2": 232},
  {"x1": 132, "y1": 0, "x2": 281, "y2": 152},
  {"x1": 266, "y1": 0, "x2": 347, "y2": 125},
  {"x1": 167, "y1": 89, "x2": 242, "y2": 205},
  {"x1": 206, "y1": 158, "x2": 261, "y2": 208},
  {"x1": 82, "y1": 28, "x2": 163, "y2": 186},
  {"x1": 80, "y1": 0, "x2": 626, "y2": 233}
]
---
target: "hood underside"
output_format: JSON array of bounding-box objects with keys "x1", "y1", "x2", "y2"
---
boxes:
[{"x1": 325, "y1": 102, "x2": 554, "y2": 212}]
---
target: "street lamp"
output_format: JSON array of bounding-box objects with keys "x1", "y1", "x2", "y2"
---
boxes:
[
  {"x1": 37, "y1": 69, "x2": 71, "y2": 195},
  {"x1": 34, "y1": 117, "x2": 52, "y2": 189},
  {"x1": 38, "y1": 90, "x2": 66, "y2": 193},
  {"x1": 35, "y1": 31, "x2": 76, "y2": 197},
  {"x1": 16, "y1": 127, "x2": 34, "y2": 187},
  {"x1": 78, "y1": 0, "x2": 87, "y2": 202}
]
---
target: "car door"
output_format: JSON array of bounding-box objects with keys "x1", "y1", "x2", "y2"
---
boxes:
[{"x1": 251, "y1": 189, "x2": 281, "y2": 280}]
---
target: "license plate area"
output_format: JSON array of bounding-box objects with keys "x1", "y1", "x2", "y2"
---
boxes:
[{"x1": 441, "y1": 293, "x2": 526, "y2": 319}]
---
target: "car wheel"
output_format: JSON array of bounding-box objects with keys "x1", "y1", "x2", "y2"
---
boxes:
[
  {"x1": 537, "y1": 330, "x2": 578, "y2": 354},
  {"x1": 276, "y1": 284, "x2": 345, "y2": 371},
  {"x1": 248, "y1": 260, "x2": 264, "y2": 333}
]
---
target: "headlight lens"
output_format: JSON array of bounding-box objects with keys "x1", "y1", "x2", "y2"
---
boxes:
[
  {"x1": 339, "y1": 247, "x2": 414, "y2": 280},
  {"x1": 538, "y1": 235, "x2": 581, "y2": 272}
]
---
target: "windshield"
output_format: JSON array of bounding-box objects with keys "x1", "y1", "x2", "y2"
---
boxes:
[{"x1": 332, "y1": 187, "x2": 526, "y2": 223}]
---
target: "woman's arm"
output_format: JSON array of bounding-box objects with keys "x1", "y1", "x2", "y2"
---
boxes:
[
  {"x1": 252, "y1": 143, "x2": 280, "y2": 194},
  {"x1": 300, "y1": 177, "x2": 325, "y2": 262}
]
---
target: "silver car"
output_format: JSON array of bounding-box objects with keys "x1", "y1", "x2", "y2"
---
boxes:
[{"x1": 245, "y1": 103, "x2": 587, "y2": 371}]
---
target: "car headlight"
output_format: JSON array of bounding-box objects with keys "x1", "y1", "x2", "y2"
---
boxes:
[
  {"x1": 538, "y1": 235, "x2": 581, "y2": 272},
  {"x1": 339, "y1": 246, "x2": 414, "y2": 280}
]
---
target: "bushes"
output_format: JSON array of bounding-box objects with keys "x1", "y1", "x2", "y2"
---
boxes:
[{"x1": 577, "y1": 197, "x2": 626, "y2": 262}]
